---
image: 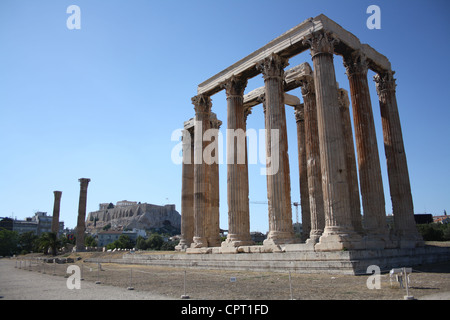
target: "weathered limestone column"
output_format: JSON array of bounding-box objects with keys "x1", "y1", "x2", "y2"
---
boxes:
[
  {"x1": 294, "y1": 104, "x2": 311, "y2": 241},
  {"x1": 76, "y1": 178, "x2": 90, "y2": 252},
  {"x1": 175, "y1": 120, "x2": 195, "y2": 251},
  {"x1": 221, "y1": 76, "x2": 253, "y2": 248},
  {"x1": 374, "y1": 71, "x2": 423, "y2": 247},
  {"x1": 257, "y1": 53, "x2": 296, "y2": 245},
  {"x1": 337, "y1": 87, "x2": 363, "y2": 234},
  {"x1": 344, "y1": 52, "x2": 388, "y2": 247},
  {"x1": 207, "y1": 115, "x2": 222, "y2": 247},
  {"x1": 303, "y1": 32, "x2": 362, "y2": 251},
  {"x1": 191, "y1": 94, "x2": 212, "y2": 248},
  {"x1": 51, "y1": 191, "x2": 62, "y2": 235},
  {"x1": 297, "y1": 73, "x2": 325, "y2": 244}
]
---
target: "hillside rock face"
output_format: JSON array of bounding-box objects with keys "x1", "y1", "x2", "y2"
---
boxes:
[{"x1": 86, "y1": 203, "x2": 181, "y2": 232}]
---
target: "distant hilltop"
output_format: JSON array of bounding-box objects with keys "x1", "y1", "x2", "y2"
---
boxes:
[{"x1": 86, "y1": 201, "x2": 181, "y2": 233}]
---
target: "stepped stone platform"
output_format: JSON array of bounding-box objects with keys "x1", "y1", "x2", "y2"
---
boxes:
[{"x1": 85, "y1": 245, "x2": 450, "y2": 275}]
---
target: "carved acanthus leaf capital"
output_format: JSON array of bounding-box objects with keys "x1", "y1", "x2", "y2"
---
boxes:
[
  {"x1": 191, "y1": 94, "x2": 212, "y2": 115},
  {"x1": 256, "y1": 53, "x2": 289, "y2": 81},
  {"x1": 296, "y1": 75, "x2": 315, "y2": 97},
  {"x1": 373, "y1": 70, "x2": 397, "y2": 95},
  {"x1": 343, "y1": 51, "x2": 369, "y2": 77},
  {"x1": 302, "y1": 31, "x2": 339, "y2": 58},
  {"x1": 221, "y1": 75, "x2": 248, "y2": 98},
  {"x1": 294, "y1": 104, "x2": 305, "y2": 123}
]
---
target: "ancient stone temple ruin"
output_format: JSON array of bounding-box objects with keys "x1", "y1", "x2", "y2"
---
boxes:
[{"x1": 177, "y1": 14, "x2": 424, "y2": 254}]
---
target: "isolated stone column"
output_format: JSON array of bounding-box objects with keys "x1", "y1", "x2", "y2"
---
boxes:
[
  {"x1": 76, "y1": 178, "x2": 90, "y2": 252},
  {"x1": 221, "y1": 76, "x2": 253, "y2": 248},
  {"x1": 51, "y1": 191, "x2": 62, "y2": 235},
  {"x1": 337, "y1": 87, "x2": 363, "y2": 234},
  {"x1": 257, "y1": 53, "x2": 296, "y2": 245},
  {"x1": 344, "y1": 52, "x2": 388, "y2": 247},
  {"x1": 208, "y1": 115, "x2": 222, "y2": 247},
  {"x1": 374, "y1": 71, "x2": 423, "y2": 247},
  {"x1": 297, "y1": 74, "x2": 325, "y2": 244},
  {"x1": 294, "y1": 104, "x2": 311, "y2": 241},
  {"x1": 191, "y1": 94, "x2": 212, "y2": 248},
  {"x1": 176, "y1": 121, "x2": 195, "y2": 251},
  {"x1": 303, "y1": 32, "x2": 362, "y2": 251}
]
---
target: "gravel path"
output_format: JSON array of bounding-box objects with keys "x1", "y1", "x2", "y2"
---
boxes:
[{"x1": 0, "y1": 259, "x2": 170, "y2": 300}]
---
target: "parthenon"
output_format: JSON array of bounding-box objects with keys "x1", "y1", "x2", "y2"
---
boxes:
[{"x1": 177, "y1": 14, "x2": 423, "y2": 253}]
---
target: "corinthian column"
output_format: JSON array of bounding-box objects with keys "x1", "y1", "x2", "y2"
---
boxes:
[
  {"x1": 76, "y1": 178, "x2": 90, "y2": 252},
  {"x1": 344, "y1": 52, "x2": 387, "y2": 248},
  {"x1": 257, "y1": 53, "x2": 296, "y2": 246},
  {"x1": 221, "y1": 76, "x2": 253, "y2": 248},
  {"x1": 208, "y1": 115, "x2": 222, "y2": 247},
  {"x1": 51, "y1": 191, "x2": 62, "y2": 235},
  {"x1": 191, "y1": 94, "x2": 212, "y2": 248},
  {"x1": 303, "y1": 32, "x2": 362, "y2": 251},
  {"x1": 374, "y1": 71, "x2": 423, "y2": 247},
  {"x1": 337, "y1": 87, "x2": 363, "y2": 234},
  {"x1": 176, "y1": 120, "x2": 195, "y2": 251},
  {"x1": 297, "y1": 74, "x2": 325, "y2": 244},
  {"x1": 294, "y1": 104, "x2": 311, "y2": 241}
]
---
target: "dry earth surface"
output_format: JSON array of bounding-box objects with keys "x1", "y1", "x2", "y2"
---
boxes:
[{"x1": 2, "y1": 244, "x2": 449, "y2": 301}]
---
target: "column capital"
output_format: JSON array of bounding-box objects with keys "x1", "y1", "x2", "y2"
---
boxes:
[
  {"x1": 257, "y1": 53, "x2": 289, "y2": 81},
  {"x1": 374, "y1": 70, "x2": 397, "y2": 95},
  {"x1": 343, "y1": 51, "x2": 369, "y2": 78},
  {"x1": 302, "y1": 31, "x2": 339, "y2": 58},
  {"x1": 221, "y1": 75, "x2": 248, "y2": 98},
  {"x1": 78, "y1": 178, "x2": 90, "y2": 185},
  {"x1": 191, "y1": 94, "x2": 212, "y2": 115},
  {"x1": 294, "y1": 104, "x2": 305, "y2": 123},
  {"x1": 296, "y1": 75, "x2": 315, "y2": 97}
]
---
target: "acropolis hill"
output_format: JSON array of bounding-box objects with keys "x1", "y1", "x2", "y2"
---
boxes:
[{"x1": 85, "y1": 201, "x2": 181, "y2": 233}]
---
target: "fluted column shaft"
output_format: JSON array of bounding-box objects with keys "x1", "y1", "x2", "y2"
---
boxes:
[
  {"x1": 337, "y1": 87, "x2": 363, "y2": 234},
  {"x1": 374, "y1": 71, "x2": 422, "y2": 246},
  {"x1": 177, "y1": 123, "x2": 195, "y2": 250},
  {"x1": 222, "y1": 76, "x2": 253, "y2": 247},
  {"x1": 303, "y1": 32, "x2": 361, "y2": 250},
  {"x1": 258, "y1": 53, "x2": 296, "y2": 245},
  {"x1": 208, "y1": 116, "x2": 222, "y2": 247},
  {"x1": 51, "y1": 191, "x2": 62, "y2": 235},
  {"x1": 76, "y1": 178, "x2": 90, "y2": 252},
  {"x1": 345, "y1": 53, "x2": 387, "y2": 241},
  {"x1": 191, "y1": 94, "x2": 212, "y2": 248},
  {"x1": 294, "y1": 104, "x2": 311, "y2": 241},
  {"x1": 298, "y1": 76, "x2": 325, "y2": 243}
]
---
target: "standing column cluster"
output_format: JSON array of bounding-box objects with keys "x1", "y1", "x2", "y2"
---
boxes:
[
  {"x1": 295, "y1": 30, "x2": 422, "y2": 250},
  {"x1": 179, "y1": 29, "x2": 421, "y2": 252}
]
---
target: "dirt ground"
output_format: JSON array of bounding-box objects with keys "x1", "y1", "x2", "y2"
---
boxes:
[{"x1": 13, "y1": 248, "x2": 450, "y2": 300}]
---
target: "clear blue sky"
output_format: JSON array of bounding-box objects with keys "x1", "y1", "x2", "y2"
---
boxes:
[{"x1": 0, "y1": 0, "x2": 449, "y2": 232}]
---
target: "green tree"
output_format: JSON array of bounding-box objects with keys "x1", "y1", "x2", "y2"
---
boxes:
[
  {"x1": 0, "y1": 228, "x2": 19, "y2": 256},
  {"x1": 18, "y1": 231, "x2": 39, "y2": 254},
  {"x1": 136, "y1": 235, "x2": 147, "y2": 250},
  {"x1": 146, "y1": 233, "x2": 164, "y2": 250},
  {"x1": 84, "y1": 235, "x2": 97, "y2": 247},
  {"x1": 417, "y1": 223, "x2": 444, "y2": 241},
  {"x1": 38, "y1": 232, "x2": 61, "y2": 256}
]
